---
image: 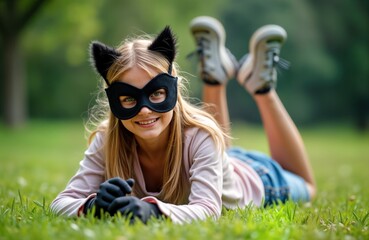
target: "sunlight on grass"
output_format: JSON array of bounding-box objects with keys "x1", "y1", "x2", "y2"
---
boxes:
[{"x1": 0, "y1": 121, "x2": 368, "y2": 239}]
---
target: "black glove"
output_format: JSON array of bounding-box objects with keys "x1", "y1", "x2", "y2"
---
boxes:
[
  {"x1": 107, "y1": 196, "x2": 162, "y2": 224},
  {"x1": 84, "y1": 177, "x2": 135, "y2": 217}
]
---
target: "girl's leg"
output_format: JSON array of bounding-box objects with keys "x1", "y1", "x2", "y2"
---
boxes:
[
  {"x1": 254, "y1": 90, "x2": 316, "y2": 198},
  {"x1": 202, "y1": 85, "x2": 231, "y2": 146},
  {"x1": 237, "y1": 25, "x2": 316, "y2": 198},
  {"x1": 190, "y1": 16, "x2": 238, "y2": 147}
]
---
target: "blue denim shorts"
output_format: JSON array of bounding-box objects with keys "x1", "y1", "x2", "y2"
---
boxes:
[{"x1": 227, "y1": 147, "x2": 310, "y2": 206}]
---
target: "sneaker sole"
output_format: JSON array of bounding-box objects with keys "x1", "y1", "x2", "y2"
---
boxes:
[
  {"x1": 237, "y1": 25, "x2": 287, "y2": 90},
  {"x1": 190, "y1": 16, "x2": 236, "y2": 84}
]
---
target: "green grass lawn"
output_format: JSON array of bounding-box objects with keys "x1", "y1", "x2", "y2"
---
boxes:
[{"x1": 0, "y1": 121, "x2": 368, "y2": 239}]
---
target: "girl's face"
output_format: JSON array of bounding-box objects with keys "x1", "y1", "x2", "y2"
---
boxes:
[{"x1": 118, "y1": 66, "x2": 174, "y2": 142}]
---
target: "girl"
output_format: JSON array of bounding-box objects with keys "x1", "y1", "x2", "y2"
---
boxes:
[{"x1": 51, "y1": 16, "x2": 316, "y2": 224}]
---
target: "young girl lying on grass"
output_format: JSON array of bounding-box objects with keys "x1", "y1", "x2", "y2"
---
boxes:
[{"x1": 51, "y1": 16, "x2": 316, "y2": 224}]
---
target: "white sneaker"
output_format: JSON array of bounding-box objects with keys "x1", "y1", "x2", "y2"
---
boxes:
[
  {"x1": 190, "y1": 16, "x2": 238, "y2": 85},
  {"x1": 237, "y1": 25, "x2": 289, "y2": 94}
]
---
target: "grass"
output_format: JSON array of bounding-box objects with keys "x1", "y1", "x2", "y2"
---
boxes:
[{"x1": 0, "y1": 120, "x2": 368, "y2": 239}]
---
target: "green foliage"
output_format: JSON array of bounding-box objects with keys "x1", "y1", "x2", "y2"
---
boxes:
[
  {"x1": 23, "y1": 0, "x2": 103, "y2": 64},
  {"x1": 308, "y1": 0, "x2": 369, "y2": 129},
  {"x1": 1, "y1": 0, "x2": 367, "y2": 127},
  {"x1": 18, "y1": 0, "x2": 224, "y2": 119},
  {"x1": 20, "y1": 0, "x2": 103, "y2": 119},
  {"x1": 0, "y1": 122, "x2": 368, "y2": 239},
  {"x1": 219, "y1": 0, "x2": 338, "y2": 124}
]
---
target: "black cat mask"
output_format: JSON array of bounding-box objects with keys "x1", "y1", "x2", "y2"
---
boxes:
[{"x1": 89, "y1": 26, "x2": 178, "y2": 119}]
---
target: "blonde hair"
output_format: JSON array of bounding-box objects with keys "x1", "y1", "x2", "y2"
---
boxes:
[{"x1": 87, "y1": 35, "x2": 227, "y2": 204}]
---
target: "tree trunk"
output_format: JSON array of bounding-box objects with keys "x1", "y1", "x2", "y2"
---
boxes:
[
  {"x1": 0, "y1": 0, "x2": 48, "y2": 127},
  {"x1": 3, "y1": 36, "x2": 26, "y2": 127}
]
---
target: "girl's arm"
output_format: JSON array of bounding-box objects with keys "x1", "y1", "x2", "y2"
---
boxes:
[{"x1": 50, "y1": 132, "x2": 105, "y2": 216}]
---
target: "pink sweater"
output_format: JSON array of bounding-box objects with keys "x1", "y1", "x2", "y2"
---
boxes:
[{"x1": 51, "y1": 122, "x2": 264, "y2": 224}]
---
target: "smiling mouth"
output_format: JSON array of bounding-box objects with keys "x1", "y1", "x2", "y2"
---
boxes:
[{"x1": 136, "y1": 118, "x2": 159, "y2": 125}]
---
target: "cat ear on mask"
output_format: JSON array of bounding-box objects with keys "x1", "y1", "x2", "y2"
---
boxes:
[
  {"x1": 89, "y1": 41, "x2": 121, "y2": 86},
  {"x1": 148, "y1": 26, "x2": 177, "y2": 70}
]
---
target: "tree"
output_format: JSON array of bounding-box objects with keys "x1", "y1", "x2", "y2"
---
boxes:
[{"x1": 0, "y1": 0, "x2": 50, "y2": 127}]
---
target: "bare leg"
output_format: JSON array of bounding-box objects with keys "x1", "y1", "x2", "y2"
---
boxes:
[
  {"x1": 253, "y1": 89, "x2": 316, "y2": 198},
  {"x1": 190, "y1": 16, "x2": 237, "y2": 147},
  {"x1": 202, "y1": 84, "x2": 231, "y2": 147}
]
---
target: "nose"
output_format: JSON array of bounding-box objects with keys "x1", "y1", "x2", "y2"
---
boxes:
[{"x1": 138, "y1": 106, "x2": 152, "y2": 115}]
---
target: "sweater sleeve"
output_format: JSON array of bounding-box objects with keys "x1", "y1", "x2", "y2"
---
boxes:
[
  {"x1": 142, "y1": 128, "x2": 224, "y2": 224},
  {"x1": 50, "y1": 132, "x2": 105, "y2": 217}
]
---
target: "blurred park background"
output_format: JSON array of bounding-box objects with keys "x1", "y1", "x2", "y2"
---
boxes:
[
  {"x1": 1, "y1": 2, "x2": 369, "y2": 238},
  {"x1": 0, "y1": 0, "x2": 368, "y2": 130}
]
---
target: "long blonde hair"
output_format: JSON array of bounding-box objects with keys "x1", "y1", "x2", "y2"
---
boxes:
[{"x1": 87, "y1": 35, "x2": 227, "y2": 204}]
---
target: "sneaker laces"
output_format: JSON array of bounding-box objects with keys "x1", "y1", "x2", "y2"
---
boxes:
[
  {"x1": 255, "y1": 41, "x2": 290, "y2": 94},
  {"x1": 187, "y1": 35, "x2": 208, "y2": 61},
  {"x1": 187, "y1": 36, "x2": 216, "y2": 83},
  {"x1": 186, "y1": 43, "x2": 203, "y2": 59},
  {"x1": 188, "y1": 36, "x2": 238, "y2": 85},
  {"x1": 266, "y1": 41, "x2": 290, "y2": 72}
]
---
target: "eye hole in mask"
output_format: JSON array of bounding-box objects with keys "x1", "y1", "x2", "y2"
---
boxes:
[
  {"x1": 105, "y1": 73, "x2": 178, "y2": 120},
  {"x1": 119, "y1": 88, "x2": 167, "y2": 109}
]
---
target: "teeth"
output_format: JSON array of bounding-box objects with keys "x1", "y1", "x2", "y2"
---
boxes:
[{"x1": 138, "y1": 119, "x2": 157, "y2": 125}]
